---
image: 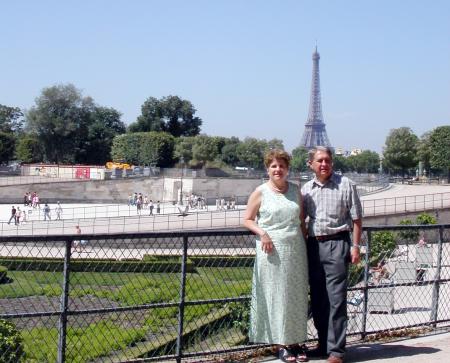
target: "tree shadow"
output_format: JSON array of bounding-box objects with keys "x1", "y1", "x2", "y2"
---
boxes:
[{"x1": 346, "y1": 343, "x2": 440, "y2": 362}]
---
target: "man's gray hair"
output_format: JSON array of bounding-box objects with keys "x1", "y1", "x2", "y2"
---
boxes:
[{"x1": 308, "y1": 146, "x2": 333, "y2": 162}]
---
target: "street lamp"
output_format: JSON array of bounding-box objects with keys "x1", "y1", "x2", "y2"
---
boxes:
[{"x1": 179, "y1": 156, "x2": 184, "y2": 205}]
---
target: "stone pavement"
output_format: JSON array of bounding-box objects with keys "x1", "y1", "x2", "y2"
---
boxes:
[{"x1": 262, "y1": 331, "x2": 450, "y2": 363}]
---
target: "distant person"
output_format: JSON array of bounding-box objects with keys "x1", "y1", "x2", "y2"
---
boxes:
[
  {"x1": 156, "y1": 201, "x2": 161, "y2": 214},
  {"x1": 43, "y1": 203, "x2": 51, "y2": 221},
  {"x1": 73, "y1": 225, "x2": 82, "y2": 252},
  {"x1": 23, "y1": 192, "x2": 29, "y2": 206},
  {"x1": 8, "y1": 206, "x2": 17, "y2": 225},
  {"x1": 55, "y1": 201, "x2": 63, "y2": 220},
  {"x1": 149, "y1": 200, "x2": 154, "y2": 215}
]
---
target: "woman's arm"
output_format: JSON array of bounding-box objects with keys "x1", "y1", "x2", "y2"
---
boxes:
[
  {"x1": 299, "y1": 192, "x2": 308, "y2": 240},
  {"x1": 243, "y1": 188, "x2": 273, "y2": 253}
]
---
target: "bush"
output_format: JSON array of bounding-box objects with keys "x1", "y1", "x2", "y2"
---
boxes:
[
  {"x1": 370, "y1": 231, "x2": 396, "y2": 264},
  {"x1": 0, "y1": 319, "x2": 24, "y2": 362},
  {"x1": 398, "y1": 219, "x2": 419, "y2": 242},
  {"x1": 0, "y1": 266, "x2": 7, "y2": 284},
  {"x1": 228, "y1": 300, "x2": 251, "y2": 339},
  {"x1": 416, "y1": 212, "x2": 437, "y2": 225}
]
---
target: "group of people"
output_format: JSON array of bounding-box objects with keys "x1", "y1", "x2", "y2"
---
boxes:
[
  {"x1": 128, "y1": 192, "x2": 161, "y2": 215},
  {"x1": 7, "y1": 201, "x2": 64, "y2": 225},
  {"x1": 244, "y1": 147, "x2": 362, "y2": 363},
  {"x1": 215, "y1": 196, "x2": 236, "y2": 211},
  {"x1": 23, "y1": 191, "x2": 41, "y2": 209}
]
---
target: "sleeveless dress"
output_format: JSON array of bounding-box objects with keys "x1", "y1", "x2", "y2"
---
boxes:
[{"x1": 249, "y1": 182, "x2": 309, "y2": 345}]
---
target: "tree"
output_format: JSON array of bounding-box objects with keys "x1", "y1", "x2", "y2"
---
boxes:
[
  {"x1": 382, "y1": 127, "x2": 419, "y2": 176},
  {"x1": 129, "y1": 96, "x2": 202, "y2": 137},
  {"x1": 14, "y1": 134, "x2": 44, "y2": 163},
  {"x1": 219, "y1": 137, "x2": 241, "y2": 166},
  {"x1": 291, "y1": 146, "x2": 308, "y2": 172},
  {"x1": 192, "y1": 135, "x2": 221, "y2": 165},
  {"x1": 111, "y1": 132, "x2": 175, "y2": 167},
  {"x1": 25, "y1": 84, "x2": 125, "y2": 164},
  {"x1": 26, "y1": 84, "x2": 95, "y2": 163},
  {"x1": 79, "y1": 107, "x2": 126, "y2": 164},
  {"x1": 236, "y1": 138, "x2": 275, "y2": 169},
  {"x1": 174, "y1": 136, "x2": 195, "y2": 165},
  {"x1": 0, "y1": 132, "x2": 15, "y2": 163},
  {"x1": 0, "y1": 105, "x2": 24, "y2": 134},
  {"x1": 348, "y1": 150, "x2": 380, "y2": 173},
  {"x1": 417, "y1": 131, "x2": 432, "y2": 175},
  {"x1": 333, "y1": 155, "x2": 350, "y2": 173},
  {"x1": 428, "y1": 126, "x2": 450, "y2": 182}
]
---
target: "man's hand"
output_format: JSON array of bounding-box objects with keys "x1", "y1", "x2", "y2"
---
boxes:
[{"x1": 351, "y1": 247, "x2": 360, "y2": 264}]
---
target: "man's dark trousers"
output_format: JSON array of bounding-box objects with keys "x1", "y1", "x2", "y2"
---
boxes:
[{"x1": 307, "y1": 233, "x2": 350, "y2": 358}]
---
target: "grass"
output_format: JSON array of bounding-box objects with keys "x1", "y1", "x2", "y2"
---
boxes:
[{"x1": 2, "y1": 267, "x2": 253, "y2": 362}]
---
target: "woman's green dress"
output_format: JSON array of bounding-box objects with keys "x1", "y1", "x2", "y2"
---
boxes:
[{"x1": 249, "y1": 182, "x2": 309, "y2": 345}]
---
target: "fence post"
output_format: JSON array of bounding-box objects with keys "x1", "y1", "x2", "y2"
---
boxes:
[
  {"x1": 430, "y1": 226, "x2": 444, "y2": 326},
  {"x1": 57, "y1": 239, "x2": 72, "y2": 363},
  {"x1": 361, "y1": 229, "x2": 371, "y2": 340},
  {"x1": 176, "y1": 235, "x2": 188, "y2": 363}
]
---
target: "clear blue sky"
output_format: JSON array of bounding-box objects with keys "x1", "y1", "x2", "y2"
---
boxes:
[{"x1": 1, "y1": 0, "x2": 449, "y2": 153}]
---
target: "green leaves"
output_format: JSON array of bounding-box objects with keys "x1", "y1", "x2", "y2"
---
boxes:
[{"x1": 383, "y1": 127, "x2": 419, "y2": 175}]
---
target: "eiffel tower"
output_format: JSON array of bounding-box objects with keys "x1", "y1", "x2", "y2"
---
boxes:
[{"x1": 300, "y1": 47, "x2": 333, "y2": 150}]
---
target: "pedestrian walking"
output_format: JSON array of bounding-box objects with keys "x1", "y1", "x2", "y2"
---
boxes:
[
  {"x1": 43, "y1": 203, "x2": 51, "y2": 221},
  {"x1": 7, "y1": 206, "x2": 17, "y2": 225},
  {"x1": 55, "y1": 201, "x2": 63, "y2": 220}
]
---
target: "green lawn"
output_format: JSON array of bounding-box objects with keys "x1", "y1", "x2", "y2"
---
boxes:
[{"x1": 2, "y1": 267, "x2": 252, "y2": 362}]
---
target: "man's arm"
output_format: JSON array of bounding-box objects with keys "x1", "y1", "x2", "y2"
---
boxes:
[{"x1": 351, "y1": 218, "x2": 362, "y2": 264}]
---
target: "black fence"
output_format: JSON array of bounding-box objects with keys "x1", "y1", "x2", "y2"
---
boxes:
[{"x1": 0, "y1": 224, "x2": 449, "y2": 362}]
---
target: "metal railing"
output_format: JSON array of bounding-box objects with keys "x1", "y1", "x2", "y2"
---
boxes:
[
  {"x1": 362, "y1": 192, "x2": 450, "y2": 216},
  {"x1": 0, "y1": 224, "x2": 449, "y2": 362}
]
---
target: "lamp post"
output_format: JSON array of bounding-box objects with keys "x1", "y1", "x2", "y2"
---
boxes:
[{"x1": 179, "y1": 156, "x2": 184, "y2": 205}]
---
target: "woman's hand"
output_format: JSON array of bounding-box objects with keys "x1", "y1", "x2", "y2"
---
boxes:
[{"x1": 261, "y1": 232, "x2": 273, "y2": 254}]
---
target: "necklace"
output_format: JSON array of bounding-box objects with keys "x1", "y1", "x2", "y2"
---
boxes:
[{"x1": 268, "y1": 180, "x2": 287, "y2": 194}]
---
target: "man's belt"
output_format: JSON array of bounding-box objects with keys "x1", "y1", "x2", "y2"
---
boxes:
[{"x1": 313, "y1": 231, "x2": 350, "y2": 242}]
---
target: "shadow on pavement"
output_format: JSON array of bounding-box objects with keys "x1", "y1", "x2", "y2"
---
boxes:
[{"x1": 346, "y1": 343, "x2": 440, "y2": 362}]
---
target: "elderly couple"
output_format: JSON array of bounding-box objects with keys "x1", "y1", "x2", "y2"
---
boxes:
[{"x1": 244, "y1": 146, "x2": 363, "y2": 363}]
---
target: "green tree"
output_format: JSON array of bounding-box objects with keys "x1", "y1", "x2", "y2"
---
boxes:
[
  {"x1": 14, "y1": 134, "x2": 45, "y2": 163},
  {"x1": 174, "y1": 136, "x2": 195, "y2": 165},
  {"x1": 192, "y1": 135, "x2": 221, "y2": 165},
  {"x1": 382, "y1": 127, "x2": 419, "y2": 176},
  {"x1": 333, "y1": 154, "x2": 350, "y2": 173},
  {"x1": 417, "y1": 131, "x2": 432, "y2": 175},
  {"x1": 26, "y1": 84, "x2": 95, "y2": 163},
  {"x1": 219, "y1": 137, "x2": 241, "y2": 166},
  {"x1": 291, "y1": 146, "x2": 308, "y2": 172},
  {"x1": 236, "y1": 138, "x2": 266, "y2": 169},
  {"x1": 129, "y1": 96, "x2": 202, "y2": 137},
  {"x1": 428, "y1": 126, "x2": 450, "y2": 182},
  {"x1": 111, "y1": 132, "x2": 175, "y2": 167},
  {"x1": 80, "y1": 107, "x2": 126, "y2": 164},
  {"x1": 0, "y1": 132, "x2": 15, "y2": 163},
  {"x1": 0, "y1": 105, "x2": 24, "y2": 133},
  {"x1": 348, "y1": 150, "x2": 380, "y2": 173}
]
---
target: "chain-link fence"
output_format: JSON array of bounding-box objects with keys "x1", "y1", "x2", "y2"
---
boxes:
[{"x1": 0, "y1": 225, "x2": 449, "y2": 362}]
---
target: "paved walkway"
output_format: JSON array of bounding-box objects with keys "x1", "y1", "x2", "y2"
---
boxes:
[{"x1": 263, "y1": 332, "x2": 450, "y2": 362}]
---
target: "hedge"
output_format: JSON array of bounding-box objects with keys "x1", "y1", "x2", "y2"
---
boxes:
[{"x1": 0, "y1": 265, "x2": 7, "y2": 283}]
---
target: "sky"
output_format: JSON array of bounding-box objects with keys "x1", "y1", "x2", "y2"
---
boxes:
[{"x1": 1, "y1": 0, "x2": 449, "y2": 154}]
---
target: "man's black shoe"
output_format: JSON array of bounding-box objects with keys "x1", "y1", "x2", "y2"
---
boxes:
[{"x1": 307, "y1": 348, "x2": 328, "y2": 359}]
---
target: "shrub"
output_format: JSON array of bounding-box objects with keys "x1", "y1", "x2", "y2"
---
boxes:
[
  {"x1": 228, "y1": 300, "x2": 251, "y2": 339},
  {"x1": 416, "y1": 212, "x2": 437, "y2": 225},
  {"x1": 0, "y1": 319, "x2": 24, "y2": 362},
  {"x1": 0, "y1": 266, "x2": 7, "y2": 284},
  {"x1": 398, "y1": 219, "x2": 419, "y2": 242},
  {"x1": 370, "y1": 231, "x2": 396, "y2": 264}
]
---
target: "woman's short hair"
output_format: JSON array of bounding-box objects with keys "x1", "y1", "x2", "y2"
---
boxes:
[{"x1": 264, "y1": 149, "x2": 291, "y2": 168}]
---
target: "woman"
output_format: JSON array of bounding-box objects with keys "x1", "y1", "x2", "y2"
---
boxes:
[{"x1": 243, "y1": 149, "x2": 309, "y2": 363}]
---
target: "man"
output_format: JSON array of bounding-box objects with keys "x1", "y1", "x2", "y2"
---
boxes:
[
  {"x1": 302, "y1": 146, "x2": 362, "y2": 363},
  {"x1": 43, "y1": 203, "x2": 51, "y2": 221},
  {"x1": 55, "y1": 201, "x2": 63, "y2": 220},
  {"x1": 7, "y1": 206, "x2": 17, "y2": 225}
]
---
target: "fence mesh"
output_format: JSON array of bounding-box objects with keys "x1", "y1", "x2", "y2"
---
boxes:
[{"x1": 0, "y1": 226, "x2": 449, "y2": 362}]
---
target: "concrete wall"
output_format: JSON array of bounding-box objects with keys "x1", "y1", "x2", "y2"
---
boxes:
[{"x1": 0, "y1": 177, "x2": 261, "y2": 204}]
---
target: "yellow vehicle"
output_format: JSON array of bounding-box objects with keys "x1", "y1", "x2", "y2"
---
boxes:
[{"x1": 105, "y1": 161, "x2": 133, "y2": 170}]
